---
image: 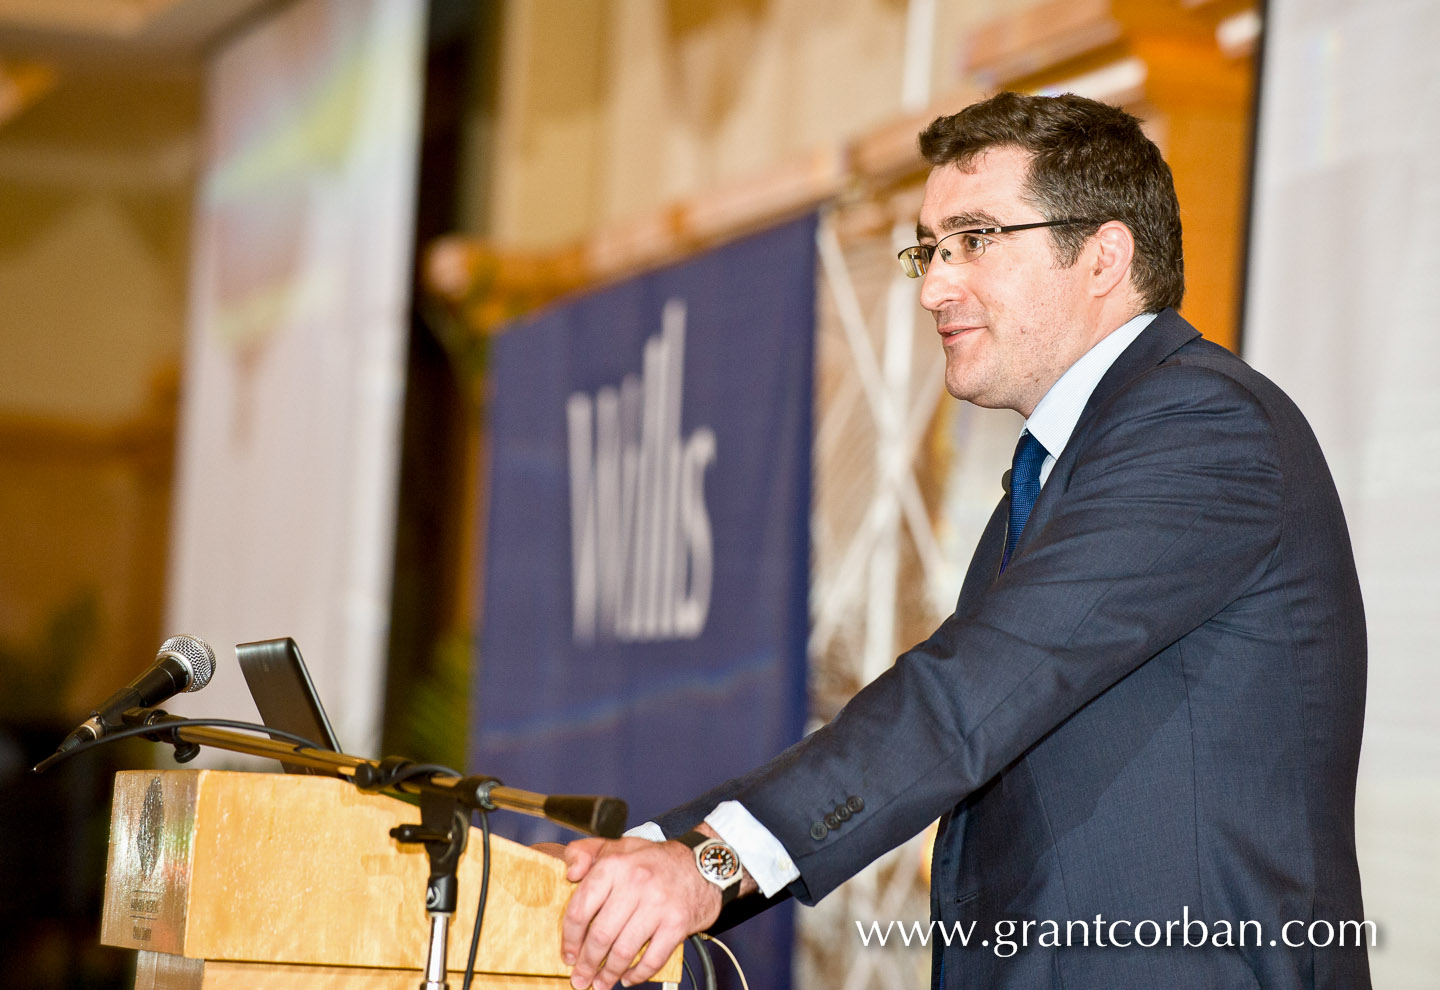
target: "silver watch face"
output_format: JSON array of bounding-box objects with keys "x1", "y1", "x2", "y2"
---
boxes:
[{"x1": 696, "y1": 840, "x2": 740, "y2": 885}]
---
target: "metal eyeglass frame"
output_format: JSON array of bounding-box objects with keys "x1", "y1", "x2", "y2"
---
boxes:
[{"x1": 897, "y1": 218, "x2": 1099, "y2": 277}]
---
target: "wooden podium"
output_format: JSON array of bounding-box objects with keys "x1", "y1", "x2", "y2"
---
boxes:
[{"x1": 100, "y1": 770, "x2": 682, "y2": 989}]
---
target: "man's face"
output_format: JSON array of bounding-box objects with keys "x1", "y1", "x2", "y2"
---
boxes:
[{"x1": 917, "y1": 147, "x2": 1098, "y2": 416}]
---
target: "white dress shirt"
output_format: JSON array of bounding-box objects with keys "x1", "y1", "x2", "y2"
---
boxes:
[{"x1": 629, "y1": 311, "x2": 1159, "y2": 897}]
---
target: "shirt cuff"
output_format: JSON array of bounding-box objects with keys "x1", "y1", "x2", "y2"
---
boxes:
[
  {"x1": 624, "y1": 821, "x2": 666, "y2": 842},
  {"x1": 704, "y1": 800, "x2": 800, "y2": 898}
]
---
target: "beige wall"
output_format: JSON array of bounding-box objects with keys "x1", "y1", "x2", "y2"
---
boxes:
[
  {"x1": 0, "y1": 66, "x2": 197, "y2": 718},
  {"x1": 462, "y1": 1, "x2": 1255, "y2": 355},
  {"x1": 478, "y1": 0, "x2": 1041, "y2": 248},
  {"x1": 0, "y1": 69, "x2": 196, "y2": 421}
]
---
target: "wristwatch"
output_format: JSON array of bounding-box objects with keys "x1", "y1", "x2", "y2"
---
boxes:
[{"x1": 677, "y1": 830, "x2": 742, "y2": 905}]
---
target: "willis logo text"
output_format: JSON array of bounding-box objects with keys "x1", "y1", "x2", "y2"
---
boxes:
[{"x1": 566, "y1": 299, "x2": 716, "y2": 644}]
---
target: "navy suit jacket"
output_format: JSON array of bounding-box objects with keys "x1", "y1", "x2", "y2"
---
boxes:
[{"x1": 659, "y1": 310, "x2": 1369, "y2": 988}]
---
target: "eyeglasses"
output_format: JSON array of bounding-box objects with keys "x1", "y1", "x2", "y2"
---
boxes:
[{"x1": 897, "y1": 219, "x2": 1098, "y2": 278}]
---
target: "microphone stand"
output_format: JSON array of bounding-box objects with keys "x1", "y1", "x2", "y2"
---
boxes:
[
  {"x1": 123, "y1": 711, "x2": 629, "y2": 836},
  {"x1": 118, "y1": 711, "x2": 628, "y2": 990}
]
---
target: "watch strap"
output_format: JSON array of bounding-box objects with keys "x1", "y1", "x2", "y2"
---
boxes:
[{"x1": 676, "y1": 829, "x2": 709, "y2": 850}]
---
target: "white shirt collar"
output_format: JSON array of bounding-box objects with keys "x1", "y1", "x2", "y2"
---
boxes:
[{"x1": 1025, "y1": 311, "x2": 1157, "y2": 485}]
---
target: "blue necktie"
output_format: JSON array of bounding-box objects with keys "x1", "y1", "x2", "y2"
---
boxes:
[{"x1": 1001, "y1": 431, "x2": 1048, "y2": 573}]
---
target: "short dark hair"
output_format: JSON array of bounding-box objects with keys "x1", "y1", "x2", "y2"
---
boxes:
[{"x1": 918, "y1": 91, "x2": 1184, "y2": 313}]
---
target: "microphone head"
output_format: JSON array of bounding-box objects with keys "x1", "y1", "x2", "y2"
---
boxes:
[{"x1": 159, "y1": 634, "x2": 217, "y2": 692}]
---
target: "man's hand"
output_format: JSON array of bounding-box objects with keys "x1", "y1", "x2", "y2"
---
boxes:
[{"x1": 560, "y1": 835, "x2": 721, "y2": 990}]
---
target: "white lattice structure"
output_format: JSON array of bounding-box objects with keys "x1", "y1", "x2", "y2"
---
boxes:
[{"x1": 795, "y1": 201, "x2": 1021, "y2": 988}]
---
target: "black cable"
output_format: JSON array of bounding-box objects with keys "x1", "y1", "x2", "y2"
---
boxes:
[
  {"x1": 378, "y1": 762, "x2": 463, "y2": 782},
  {"x1": 461, "y1": 809, "x2": 492, "y2": 990},
  {"x1": 34, "y1": 716, "x2": 329, "y2": 771},
  {"x1": 688, "y1": 934, "x2": 717, "y2": 990},
  {"x1": 401, "y1": 763, "x2": 462, "y2": 778},
  {"x1": 683, "y1": 955, "x2": 697, "y2": 989}
]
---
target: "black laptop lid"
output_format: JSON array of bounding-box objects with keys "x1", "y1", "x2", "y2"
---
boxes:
[{"x1": 236, "y1": 637, "x2": 341, "y2": 774}]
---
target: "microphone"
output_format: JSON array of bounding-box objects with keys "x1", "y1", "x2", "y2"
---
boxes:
[{"x1": 40, "y1": 635, "x2": 217, "y2": 765}]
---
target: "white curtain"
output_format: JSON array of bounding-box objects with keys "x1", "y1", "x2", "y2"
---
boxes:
[
  {"x1": 1244, "y1": 2, "x2": 1440, "y2": 984},
  {"x1": 165, "y1": 0, "x2": 425, "y2": 762}
]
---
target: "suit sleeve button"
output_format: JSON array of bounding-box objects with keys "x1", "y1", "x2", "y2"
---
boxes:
[
  {"x1": 810, "y1": 821, "x2": 828, "y2": 841},
  {"x1": 824, "y1": 812, "x2": 840, "y2": 829},
  {"x1": 846, "y1": 795, "x2": 864, "y2": 813},
  {"x1": 835, "y1": 804, "x2": 852, "y2": 821}
]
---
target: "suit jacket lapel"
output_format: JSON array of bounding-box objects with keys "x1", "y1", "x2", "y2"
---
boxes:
[
  {"x1": 1072, "y1": 308, "x2": 1200, "y2": 438},
  {"x1": 956, "y1": 496, "x2": 1009, "y2": 609},
  {"x1": 1007, "y1": 308, "x2": 1202, "y2": 563}
]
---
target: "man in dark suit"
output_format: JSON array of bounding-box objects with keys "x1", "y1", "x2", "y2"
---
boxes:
[{"x1": 555, "y1": 92, "x2": 1369, "y2": 990}]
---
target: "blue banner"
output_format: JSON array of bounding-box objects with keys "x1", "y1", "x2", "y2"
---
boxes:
[{"x1": 472, "y1": 214, "x2": 816, "y2": 987}]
